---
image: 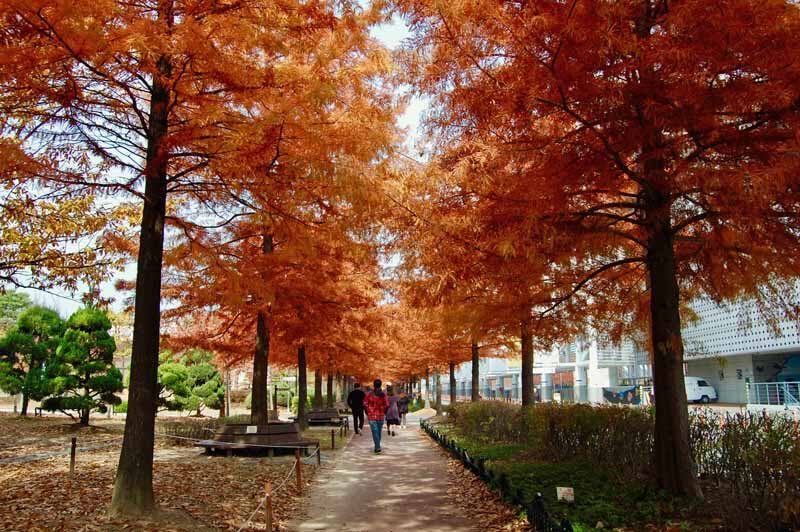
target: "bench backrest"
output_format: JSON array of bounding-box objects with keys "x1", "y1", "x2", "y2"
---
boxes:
[
  {"x1": 308, "y1": 409, "x2": 340, "y2": 419},
  {"x1": 216, "y1": 422, "x2": 299, "y2": 437}
]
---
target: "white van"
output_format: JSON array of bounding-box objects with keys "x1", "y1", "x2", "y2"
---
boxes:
[{"x1": 684, "y1": 376, "x2": 717, "y2": 403}]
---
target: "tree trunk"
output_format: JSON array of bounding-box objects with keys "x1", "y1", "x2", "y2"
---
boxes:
[
  {"x1": 251, "y1": 309, "x2": 269, "y2": 425},
  {"x1": 644, "y1": 182, "x2": 702, "y2": 499},
  {"x1": 297, "y1": 346, "x2": 308, "y2": 430},
  {"x1": 449, "y1": 361, "x2": 456, "y2": 405},
  {"x1": 434, "y1": 371, "x2": 442, "y2": 414},
  {"x1": 219, "y1": 369, "x2": 227, "y2": 418},
  {"x1": 313, "y1": 369, "x2": 323, "y2": 409},
  {"x1": 425, "y1": 369, "x2": 431, "y2": 407},
  {"x1": 80, "y1": 408, "x2": 90, "y2": 426},
  {"x1": 471, "y1": 341, "x2": 480, "y2": 401},
  {"x1": 326, "y1": 373, "x2": 334, "y2": 408},
  {"x1": 110, "y1": 37, "x2": 172, "y2": 516},
  {"x1": 20, "y1": 391, "x2": 29, "y2": 417},
  {"x1": 250, "y1": 233, "x2": 273, "y2": 425},
  {"x1": 521, "y1": 316, "x2": 534, "y2": 406}
]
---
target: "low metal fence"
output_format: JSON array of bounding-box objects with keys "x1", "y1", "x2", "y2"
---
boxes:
[
  {"x1": 420, "y1": 419, "x2": 573, "y2": 532},
  {"x1": 747, "y1": 381, "x2": 800, "y2": 406}
]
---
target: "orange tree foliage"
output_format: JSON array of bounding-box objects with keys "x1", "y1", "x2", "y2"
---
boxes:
[
  {"x1": 0, "y1": 0, "x2": 397, "y2": 516},
  {"x1": 390, "y1": 164, "x2": 583, "y2": 403},
  {"x1": 161, "y1": 215, "x2": 389, "y2": 386},
  {"x1": 397, "y1": 0, "x2": 800, "y2": 497},
  {"x1": 155, "y1": 29, "x2": 398, "y2": 421},
  {"x1": 0, "y1": 140, "x2": 135, "y2": 290}
]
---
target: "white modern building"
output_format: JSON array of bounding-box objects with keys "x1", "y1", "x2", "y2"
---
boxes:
[
  {"x1": 683, "y1": 299, "x2": 800, "y2": 405},
  {"x1": 442, "y1": 298, "x2": 800, "y2": 407}
]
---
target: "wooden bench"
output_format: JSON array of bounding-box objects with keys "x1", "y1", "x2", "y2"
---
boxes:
[
  {"x1": 307, "y1": 408, "x2": 348, "y2": 427},
  {"x1": 289, "y1": 409, "x2": 351, "y2": 433},
  {"x1": 196, "y1": 422, "x2": 318, "y2": 457}
]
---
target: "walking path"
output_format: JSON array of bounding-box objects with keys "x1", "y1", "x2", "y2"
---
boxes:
[{"x1": 288, "y1": 410, "x2": 474, "y2": 532}]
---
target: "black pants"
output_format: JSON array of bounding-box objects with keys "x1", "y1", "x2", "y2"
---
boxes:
[{"x1": 352, "y1": 409, "x2": 365, "y2": 433}]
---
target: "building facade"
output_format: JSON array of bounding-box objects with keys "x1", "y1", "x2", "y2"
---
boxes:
[{"x1": 440, "y1": 298, "x2": 800, "y2": 407}]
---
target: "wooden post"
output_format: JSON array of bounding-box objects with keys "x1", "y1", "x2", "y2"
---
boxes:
[
  {"x1": 295, "y1": 448, "x2": 302, "y2": 493},
  {"x1": 330, "y1": 429, "x2": 335, "y2": 450},
  {"x1": 316, "y1": 444, "x2": 321, "y2": 466},
  {"x1": 264, "y1": 483, "x2": 273, "y2": 531},
  {"x1": 69, "y1": 437, "x2": 77, "y2": 477}
]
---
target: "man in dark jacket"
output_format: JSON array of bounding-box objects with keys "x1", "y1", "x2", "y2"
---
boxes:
[{"x1": 347, "y1": 383, "x2": 366, "y2": 434}]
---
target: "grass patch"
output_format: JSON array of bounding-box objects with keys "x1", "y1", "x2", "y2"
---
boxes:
[
  {"x1": 437, "y1": 423, "x2": 690, "y2": 529},
  {"x1": 492, "y1": 459, "x2": 671, "y2": 528},
  {"x1": 302, "y1": 427, "x2": 349, "y2": 451}
]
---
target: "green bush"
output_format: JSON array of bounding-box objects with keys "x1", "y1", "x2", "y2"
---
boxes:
[
  {"x1": 291, "y1": 393, "x2": 313, "y2": 414},
  {"x1": 116, "y1": 400, "x2": 127, "y2": 413},
  {"x1": 408, "y1": 397, "x2": 425, "y2": 412}
]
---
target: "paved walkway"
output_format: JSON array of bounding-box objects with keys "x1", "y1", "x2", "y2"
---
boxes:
[{"x1": 288, "y1": 411, "x2": 474, "y2": 532}]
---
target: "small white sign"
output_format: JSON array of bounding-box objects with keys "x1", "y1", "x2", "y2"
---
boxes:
[
  {"x1": 246, "y1": 425, "x2": 258, "y2": 434},
  {"x1": 556, "y1": 487, "x2": 574, "y2": 502}
]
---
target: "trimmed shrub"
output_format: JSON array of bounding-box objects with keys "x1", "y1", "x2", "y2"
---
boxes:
[
  {"x1": 447, "y1": 401, "x2": 521, "y2": 442},
  {"x1": 690, "y1": 409, "x2": 799, "y2": 528}
]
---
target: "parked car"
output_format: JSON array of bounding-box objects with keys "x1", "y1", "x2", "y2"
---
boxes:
[{"x1": 685, "y1": 376, "x2": 717, "y2": 403}]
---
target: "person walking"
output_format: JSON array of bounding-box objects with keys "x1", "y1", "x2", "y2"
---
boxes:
[
  {"x1": 385, "y1": 385, "x2": 400, "y2": 436},
  {"x1": 364, "y1": 379, "x2": 389, "y2": 453},
  {"x1": 397, "y1": 390, "x2": 410, "y2": 429},
  {"x1": 347, "y1": 383, "x2": 366, "y2": 435}
]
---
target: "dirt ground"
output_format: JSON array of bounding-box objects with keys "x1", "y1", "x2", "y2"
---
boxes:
[{"x1": 0, "y1": 413, "x2": 339, "y2": 531}]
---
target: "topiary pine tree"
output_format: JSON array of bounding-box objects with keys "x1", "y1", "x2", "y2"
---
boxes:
[
  {"x1": 0, "y1": 306, "x2": 65, "y2": 416},
  {"x1": 43, "y1": 307, "x2": 123, "y2": 425},
  {"x1": 156, "y1": 352, "x2": 191, "y2": 413},
  {"x1": 160, "y1": 349, "x2": 224, "y2": 416},
  {"x1": 0, "y1": 291, "x2": 34, "y2": 335}
]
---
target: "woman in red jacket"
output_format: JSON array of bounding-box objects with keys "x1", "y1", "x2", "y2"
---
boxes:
[{"x1": 363, "y1": 379, "x2": 389, "y2": 453}]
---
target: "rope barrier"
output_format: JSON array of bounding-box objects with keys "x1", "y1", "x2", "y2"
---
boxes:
[
  {"x1": 235, "y1": 453, "x2": 300, "y2": 531},
  {"x1": 301, "y1": 445, "x2": 321, "y2": 464}
]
